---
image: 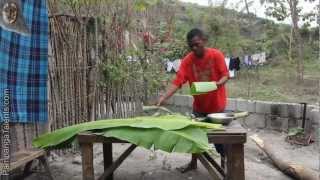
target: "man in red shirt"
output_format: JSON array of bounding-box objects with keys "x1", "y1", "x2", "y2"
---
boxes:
[{"x1": 157, "y1": 28, "x2": 229, "y2": 172}]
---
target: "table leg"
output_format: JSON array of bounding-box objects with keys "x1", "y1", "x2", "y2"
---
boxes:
[
  {"x1": 81, "y1": 143, "x2": 94, "y2": 180},
  {"x1": 38, "y1": 156, "x2": 54, "y2": 180},
  {"x1": 226, "y1": 144, "x2": 245, "y2": 180},
  {"x1": 23, "y1": 160, "x2": 33, "y2": 176},
  {"x1": 103, "y1": 143, "x2": 113, "y2": 180}
]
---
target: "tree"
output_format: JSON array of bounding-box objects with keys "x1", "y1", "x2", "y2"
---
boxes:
[
  {"x1": 260, "y1": 0, "x2": 317, "y2": 82},
  {"x1": 240, "y1": 0, "x2": 254, "y2": 15}
]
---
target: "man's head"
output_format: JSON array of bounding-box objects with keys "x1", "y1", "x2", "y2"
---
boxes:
[{"x1": 187, "y1": 28, "x2": 207, "y2": 57}]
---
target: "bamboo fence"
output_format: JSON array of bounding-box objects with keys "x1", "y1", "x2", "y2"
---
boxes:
[{"x1": 2, "y1": 0, "x2": 173, "y2": 157}]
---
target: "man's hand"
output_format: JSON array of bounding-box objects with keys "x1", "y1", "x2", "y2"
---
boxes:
[
  {"x1": 156, "y1": 95, "x2": 166, "y2": 106},
  {"x1": 216, "y1": 76, "x2": 229, "y2": 86},
  {"x1": 156, "y1": 84, "x2": 179, "y2": 107}
]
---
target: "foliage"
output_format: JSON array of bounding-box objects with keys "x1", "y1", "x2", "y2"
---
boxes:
[
  {"x1": 33, "y1": 115, "x2": 223, "y2": 153},
  {"x1": 154, "y1": 40, "x2": 189, "y2": 60},
  {"x1": 288, "y1": 127, "x2": 304, "y2": 136}
]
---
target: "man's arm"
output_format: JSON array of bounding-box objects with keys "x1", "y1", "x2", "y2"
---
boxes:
[
  {"x1": 216, "y1": 75, "x2": 229, "y2": 86},
  {"x1": 157, "y1": 55, "x2": 189, "y2": 106},
  {"x1": 157, "y1": 84, "x2": 179, "y2": 106}
]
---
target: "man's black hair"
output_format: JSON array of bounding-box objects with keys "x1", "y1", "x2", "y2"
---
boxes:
[{"x1": 186, "y1": 28, "x2": 207, "y2": 43}]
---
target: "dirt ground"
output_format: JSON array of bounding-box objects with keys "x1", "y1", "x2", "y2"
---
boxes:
[{"x1": 11, "y1": 128, "x2": 319, "y2": 180}]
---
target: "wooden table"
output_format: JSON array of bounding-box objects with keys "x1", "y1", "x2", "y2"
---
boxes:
[
  {"x1": 77, "y1": 121, "x2": 246, "y2": 180},
  {"x1": 8, "y1": 149, "x2": 53, "y2": 180}
]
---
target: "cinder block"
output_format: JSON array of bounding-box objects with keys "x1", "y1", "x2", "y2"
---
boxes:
[
  {"x1": 237, "y1": 99, "x2": 248, "y2": 112},
  {"x1": 166, "y1": 96, "x2": 174, "y2": 105},
  {"x1": 288, "y1": 117, "x2": 299, "y2": 129},
  {"x1": 171, "y1": 95, "x2": 180, "y2": 106},
  {"x1": 281, "y1": 118, "x2": 289, "y2": 131},
  {"x1": 310, "y1": 109, "x2": 320, "y2": 125},
  {"x1": 146, "y1": 94, "x2": 158, "y2": 105},
  {"x1": 269, "y1": 116, "x2": 282, "y2": 130},
  {"x1": 306, "y1": 106, "x2": 315, "y2": 120},
  {"x1": 241, "y1": 114, "x2": 266, "y2": 129},
  {"x1": 177, "y1": 105, "x2": 191, "y2": 114},
  {"x1": 268, "y1": 116, "x2": 288, "y2": 131},
  {"x1": 255, "y1": 101, "x2": 272, "y2": 114},
  {"x1": 287, "y1": 103, "x2": 302, "y2": 119},
  {"x1": 247, "y1": 100, "x2": 256, "y2": 113},
  {"x1": 174, "y1": 95, "x2": 190, "y2": 107},
  {"x1": 278, "y1": 103, "x2": 289, "y2": 117},
  {"x1": 188, "y1": 96, "x2": 194, "y2": 107},
  {"x1": 270, "y1": 103, "x2": 281, "y2": 116},
  {"x1": 226, "y1": 98, "x2": 236, "y2": 111},
  {"x1": 311, "y1": 124, "x2": 319, "y2": 143}
]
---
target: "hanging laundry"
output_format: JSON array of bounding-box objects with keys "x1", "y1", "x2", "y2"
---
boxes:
[
  {"x1": 229, "y1": 57, "x2": 240, "y2": 71},
  {"x1": 244, "y1": 55, "x2": 249, "y2": 66},
  {"x1": 166, "y1": 59, "x2": 181, "y2": 73},
  {"x1": 172, "y1": 59, "x2": 181, "y2": 72},
  {"x1": 224, "y1": 57, "x2": 230, "y2": 69},
  {"x1": 251, "y1": 53, "x2": 260, "y2": 65},
  {"x1": 166, "y1": 60, "x2": 173, "y2": 72},
  {"x1": 248, "y1": 55, "x2": 253, "y2": 66},
  {"x1": 229, "y1": 70, "x2": 235, "y2": 78},
  {"x1": 229, "y1": 57, "x2": 236, "y2": 70},
  {"x1": 0, "y1": 0, "x2": 49, "y2": 123},
  {"x1": 251, "y1": 52, "x2": 267, "y2": 65},
  {"x1": 225, "y1": 57, "x2": 235, "y2": 78},
  {"x1": 259, "y1": 52, "x2": 266, "y2": 64},
  {"x1": 234, "y1": 57, "x2": 240, "y2": 71}
]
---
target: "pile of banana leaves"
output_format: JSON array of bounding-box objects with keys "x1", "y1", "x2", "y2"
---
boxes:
[{"x1": 33, "y1": 114, "x2": 223, "y2": 154}]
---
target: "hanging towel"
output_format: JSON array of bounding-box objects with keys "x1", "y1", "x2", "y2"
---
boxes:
[
  {"x1": 172, "y1": 59, "x2": 181, "y2": 72},
  {"x1": 224, "y1": 57, "x2": 230, "y2": 70},
  {"x1": 0, "y1": 0, "x2": 48, "y2": 123}
]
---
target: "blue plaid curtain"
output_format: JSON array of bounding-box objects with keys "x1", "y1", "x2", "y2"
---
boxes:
[{"x1": 0, "y1": 0, "x2": 48, "y2": 123}]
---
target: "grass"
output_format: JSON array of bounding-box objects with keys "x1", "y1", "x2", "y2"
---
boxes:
[{"x1": 174, "y1": 58, "x2": 320, "y2": 104}]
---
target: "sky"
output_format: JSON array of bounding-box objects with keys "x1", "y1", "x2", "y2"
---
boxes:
[{"x1": 179, "y1": 0, "x2": 318, "y2": 26}]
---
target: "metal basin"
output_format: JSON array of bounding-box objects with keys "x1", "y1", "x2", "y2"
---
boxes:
[
  {"x1": 207, "y1": 112, "x2": 249, "y2": 125},
  {"x1": 207, "y1": 113, "x2": 235, "y2": 125}
]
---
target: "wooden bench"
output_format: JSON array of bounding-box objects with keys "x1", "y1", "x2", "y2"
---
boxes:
[
  {"x1": 77, "y1": 121, "x2": 247, "y2": 180},
  {"x1": 9, "y1": 149, "x2": 53, "y2": 179}
]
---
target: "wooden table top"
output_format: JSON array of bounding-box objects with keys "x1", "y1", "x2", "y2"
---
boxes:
[
  {"x1": 77, "y1": 120, "x2": 247, "y2": 144},
  {"x1": 208, "y1": 120, "x2": 247, "y2": 134}
]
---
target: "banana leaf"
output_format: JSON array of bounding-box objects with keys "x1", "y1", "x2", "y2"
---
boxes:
[
  {"x1": 102, "y1": 126, "x2": 210, "y2": 153},
  {"x1": 33, "y1": 115, "x2": 223, "y2": 153},
  {"x1": 190, "y1": 82, "x2": 217, "y2": 95}
]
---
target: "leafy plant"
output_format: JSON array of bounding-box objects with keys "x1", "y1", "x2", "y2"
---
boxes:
[
  {"x1": 33, "y1": 115, "x2": 223, "y2": 154},
  {"x1": 288, "y1": 127, "x2": 304, "y2": 136},
  {"x1": 103, "y1": 126, "x2": 210, "y2": 153}
]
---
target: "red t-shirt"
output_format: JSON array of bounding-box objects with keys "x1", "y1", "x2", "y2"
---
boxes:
[{"x1": 173, "y1": 48, "x2": 229, "y2": 113}]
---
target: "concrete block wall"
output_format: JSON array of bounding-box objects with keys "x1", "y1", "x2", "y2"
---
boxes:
[{"x1": 164, "y1": 95, "x2": 319, "y2": 140}]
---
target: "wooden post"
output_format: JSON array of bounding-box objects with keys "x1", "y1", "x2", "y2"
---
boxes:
[
  {"x1": 80, "y1": 143, "x2": 94, "y2": 180},
  {"x1": 226, "y1": 144, "x2": 245, "y2": 180},
  {"x1": 103, "y1": 143, "x2": 113, "y2": 180}
]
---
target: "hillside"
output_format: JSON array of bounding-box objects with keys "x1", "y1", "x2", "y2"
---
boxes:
[{"x1": 167, "y1": 1, "x2": 319, "y2": 104}]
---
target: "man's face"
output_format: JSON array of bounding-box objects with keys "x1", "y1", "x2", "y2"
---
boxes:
[{"x1": 188, "y1": 36, "x2": 206, "y2": 58}]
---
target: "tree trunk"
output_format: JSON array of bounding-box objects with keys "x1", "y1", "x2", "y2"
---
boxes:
[
  {"x1": 289, "y1": 0, "x2": 304, "y2": 82},
  {"x1": 244, "y1": 0, "x2": 250, "y2": 15},
  {"x1": 250, "y1": 135, "x2": 318, "y2": 180},
  {"x1": 288, "y1": 27, "x2": 293, "y2": 63}
]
